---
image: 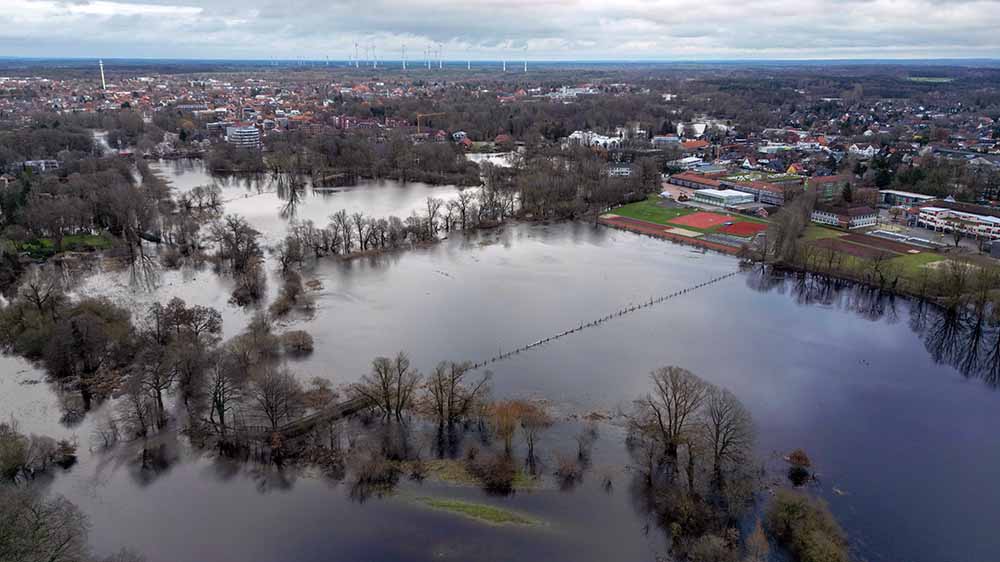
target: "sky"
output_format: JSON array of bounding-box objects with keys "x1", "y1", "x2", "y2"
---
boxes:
[{"x1": 3, "y1": 0, "x2": 1000, "y2": 60}]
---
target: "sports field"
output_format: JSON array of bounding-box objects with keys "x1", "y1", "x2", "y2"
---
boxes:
[
  {"x1": 611, "y1": 197, "x2": 767, "y2": 238},
  {"x1": 669, "y1": 211, "x2": 734, "y2": 229},
  {"x1": 719, "y1": 222, "x2": 768, "y2": 236}
]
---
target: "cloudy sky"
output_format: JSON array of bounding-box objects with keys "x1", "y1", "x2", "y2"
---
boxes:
[{"x1": 3, "y1": 0, "x2": 1000, "y2": 60}]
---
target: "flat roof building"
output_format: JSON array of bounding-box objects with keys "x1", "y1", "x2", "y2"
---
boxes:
[
  {"x1": 693, "y1": 188, "x2": 755, "y2": 208},
  {"x1": 879, "y1": 189, "x2": 936, "y2": 207}
]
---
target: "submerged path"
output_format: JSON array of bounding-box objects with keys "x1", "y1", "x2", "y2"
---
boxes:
[
  {"x1": 254, "y1": 270, "x2": 740, "y2": 440},
  {"x1": 246, "y1": 395, "x2": 371, "y2": 440},
  {"x1": 468, "y1": 270, "x2": 740, "y2": 370}
]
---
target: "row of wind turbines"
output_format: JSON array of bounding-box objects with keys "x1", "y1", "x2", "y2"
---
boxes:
[{"x1": 349, "y1": 42, "x2": 529, "y2": 72}]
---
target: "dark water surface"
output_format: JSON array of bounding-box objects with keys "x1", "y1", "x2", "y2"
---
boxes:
[{"x1": 2, "y1": 161, "x2": 998, "y2": 562}]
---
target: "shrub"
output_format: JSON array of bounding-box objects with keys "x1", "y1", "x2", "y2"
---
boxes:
[
  {"x1": 788, "y1": 466, "x2": 811, "y2": 486},
  {"x1": 554, "y1": 453, "x2": 583, "y2": 489},
  {"x1": 466, "y1": 452, "x2": 516, "y2": 494},
  {"x1": 788, "y1": 448, "x2": 812, "y2": 467},
  {"x1": 280, "y1": 330, "x2": 314, "y2": 355},
  {"x1": 766, "y1": 489, "x2": 849, "y2": 562}
]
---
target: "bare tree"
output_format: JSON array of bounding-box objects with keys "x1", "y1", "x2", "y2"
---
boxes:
[
  {"x1": 636, "y1": 366, "x2": 708, "y2": 463},
  {"x1": 519, "y1": 401, "x2": 552, "y2": 472},
  {"x1": 424, "y1": 361, "x2": 491, "y2": 428},
  {"x1": 205, "y1": 352, "x2": 246, "y2": 441},
  {"x1": 0, "y1": 487, "x2": 89, "y2": 562},
  {"x1": 704, "y1": 385, "x2": 755, "y2": 484},
  {"x1": 351, "y1": 352, "x2": 421, "y2": 423},
  {"x1": 17, "y1": 264, "x2": 65, "y2": 317},
  {"x1": 425, "y1": 197, "x2": 444, "y2": 238},
  {"x1": 248, "y1": 366, "x2": 304, "y2": 431},
  {"x1": 490, "y1": 400, "x2": 520, "y2": 458}
]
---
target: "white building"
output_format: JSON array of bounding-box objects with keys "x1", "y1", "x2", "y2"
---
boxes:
[
  {"x1": 692, "y1": 189, "x2": 754, "y2": 208},
  {"x1": 811, "y1": 205, "x2": 878, "y2": 230},
  {"x1": 917, "y1": 206, "x2": 1000, "y2": 239},
  {"x1": 567, "y1": 130, "x2": 621, "y2": 149},
  {"x1": 225, "y1": 126, "x2": 261, "y2": 149},
  {"x1": 849, "y1": 144, "x2": 878, "y2": 159}
]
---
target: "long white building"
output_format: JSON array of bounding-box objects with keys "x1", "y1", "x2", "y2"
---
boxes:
[
  {"x1": 692, "y1": 189, "x2": 754, "y2": 208},
  {"x1": 917, "y1": 206, "x2": 1000, "y2": 239}
]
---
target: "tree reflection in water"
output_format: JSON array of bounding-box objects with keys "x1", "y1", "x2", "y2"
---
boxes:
[{"x1": 746, "y1": 266, "x2": 1000, "y2": 388}]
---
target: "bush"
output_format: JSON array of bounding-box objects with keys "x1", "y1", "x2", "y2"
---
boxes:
[
  {"x1": 350, "y1": 449, "x2": 401, "y2": 501},
  {"x1": 788, "y1": 448, "x2": 812, "y2": 467},
  {"x1": 466, "y1": 452, "x2": 516, "y2": 494},
  {"x1": 554, "y1": 453, "x2": 583, "y2": 489},
  {"x1": 766, "y1": 489, "x2": 849, "y2": 562},
  {"x1": 788, "y1": 466, "x2": 811, "y2": 486},
  {"x1": 280, "y1": 330, "x2": 314, "y2": 355}
]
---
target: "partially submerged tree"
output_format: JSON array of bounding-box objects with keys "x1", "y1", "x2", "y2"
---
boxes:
[{"x1": 351, "y1": 352, "x2": 421, "y2": 423}]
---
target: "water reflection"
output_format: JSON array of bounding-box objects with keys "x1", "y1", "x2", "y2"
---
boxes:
[{"x1": 746, "y1": 267, "x2": 1000, "y2": 388}]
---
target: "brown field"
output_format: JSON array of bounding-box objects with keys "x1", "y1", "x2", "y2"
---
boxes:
[
  {"x1": 718, "y1": 222, "x2": 768, "y2": 237},
  {"x1": 841, "y1": 233, "x2": 924, "y2": 254}
]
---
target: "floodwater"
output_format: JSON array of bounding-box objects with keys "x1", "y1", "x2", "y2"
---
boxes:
[{"x1": 2, "y1": 159, "x2": 999, "y2": 562}]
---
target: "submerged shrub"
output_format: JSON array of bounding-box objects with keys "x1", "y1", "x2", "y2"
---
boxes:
[{"x1": 766, "y1": 489, "x2": 849, "y2": 562}]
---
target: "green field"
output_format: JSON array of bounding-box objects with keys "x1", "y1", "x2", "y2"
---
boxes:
[
  {"x1": 610, "y1": 196, "x2": 768, "y2": 236},
  {"x1": 612, "y1": 196, "x2": 695, "y2": 225},
  {"x1": 417, "y1": 459, "x2": 536, "y2": 490},
  {"x1": 415, "y1": 497, "x2": 541, "y2": 526},
  {"x1": 18, "y1": 234, "x2": 114, "y2": 258},
  {"x1": 888, "y1": 252, "x2": 947, "y2": 275}
]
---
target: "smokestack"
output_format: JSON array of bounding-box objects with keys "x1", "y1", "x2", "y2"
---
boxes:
[{"x1": 99, "y1": 59, "x2": 106, "y2": 90}]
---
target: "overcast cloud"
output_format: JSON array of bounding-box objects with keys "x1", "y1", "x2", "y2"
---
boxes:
[{"x1": 3, "y1": 0, "x2": 1000, "y2": 60}]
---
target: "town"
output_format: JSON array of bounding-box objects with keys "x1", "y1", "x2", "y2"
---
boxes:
[{"x1": 2, "y1": 54, "x2": 1000, "y2": 562}]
